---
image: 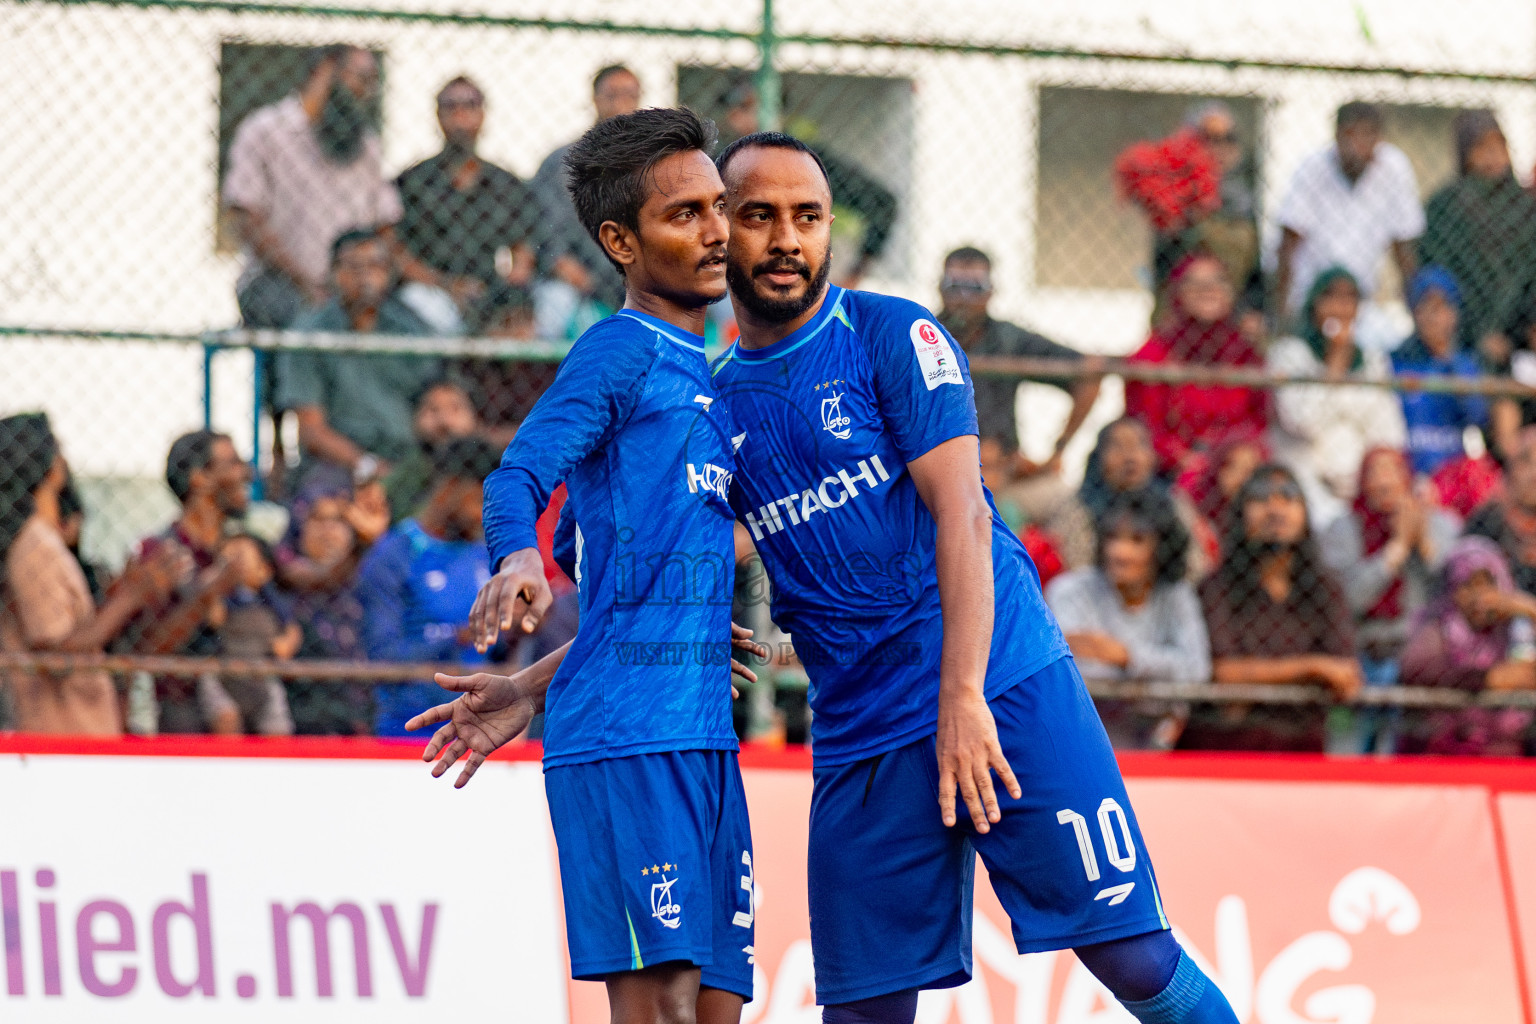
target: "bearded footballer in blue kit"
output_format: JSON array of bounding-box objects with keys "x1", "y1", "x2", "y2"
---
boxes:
[
  {"x1": 407, "y1": 108, "x2": 761, "y2": 1024},
  {"x1": 709, "y1": 134, "x2": 1239, "y2": 1024}
]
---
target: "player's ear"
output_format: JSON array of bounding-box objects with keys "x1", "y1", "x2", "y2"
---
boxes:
[{"x1": 598, "y1": 221, "x2": 638, "y2": 269}]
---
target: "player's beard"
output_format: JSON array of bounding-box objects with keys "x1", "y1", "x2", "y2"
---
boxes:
[{"x1": 728, "y1": 252, "x2": 832, "y2": 324}]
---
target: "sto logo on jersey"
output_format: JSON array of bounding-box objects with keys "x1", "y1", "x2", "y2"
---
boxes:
[{"x1": 821, "y1": 391, "x2": 852, "y2": 440}]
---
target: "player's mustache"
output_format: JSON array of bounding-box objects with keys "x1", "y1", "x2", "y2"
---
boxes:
[
  {"x1": 752, "y1": 257, "x2": 811, "y2": 281},
  {"x1": 697, "y1": 248, "x2": 727, "y2": 271}
]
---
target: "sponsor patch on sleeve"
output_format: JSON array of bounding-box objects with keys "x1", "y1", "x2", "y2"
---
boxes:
[{"x1": 910, "y1": 319, "x2": 964, "y2": 390}]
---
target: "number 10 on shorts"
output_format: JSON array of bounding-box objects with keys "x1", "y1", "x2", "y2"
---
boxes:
[{"x1": 1056, "y1": 799, "x2": 1138, "y2": 906}]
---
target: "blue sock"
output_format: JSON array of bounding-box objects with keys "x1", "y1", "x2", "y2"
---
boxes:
[
  {"x1": 822, "y1": 988, "x2": 920, "y2": 1024},
  {"x1": 1118, "y1": 949, "x2": 1239, "y2": 1024}
]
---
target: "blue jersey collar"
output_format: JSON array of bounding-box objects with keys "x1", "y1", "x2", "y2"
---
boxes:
[
  {"x1": 614, "y1": 308, "x2": 707, "y2": 352},
  {"x1": 724, "y1": 286, "x2": 846, "y2": 363}
]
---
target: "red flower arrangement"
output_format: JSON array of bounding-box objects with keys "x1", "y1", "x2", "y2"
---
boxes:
[{"x1": 1113, "y1": 128, "x2": 1222, "y2": 233}]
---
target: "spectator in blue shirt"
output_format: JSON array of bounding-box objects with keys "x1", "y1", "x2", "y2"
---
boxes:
[
  {"x1": 1391, "y1": 266, "x2": 1488, "y2": 477},
  {"x1": 360, "y1": 437, "x2": 502, "y2": 736}
]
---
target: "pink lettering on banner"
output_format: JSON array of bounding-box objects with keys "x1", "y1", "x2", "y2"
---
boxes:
[
  {"x1": 37, "y1": 868, "x2": 61, "y2": 996},
  {"x1": 76, "y1": 900, "x2": 136, "y2": 997},
  {"x1": 271, "y1": 901, "x2": 373, "y2": 998},
  {"x1": 382, "y1": 903, "x2": 439, "y2": 997},
  {"x1": 152, "y1": 872, "x2": 215, "y2": 997},
  {"x1": 2, "y1": 870, "x2": 21, "y2": 996}
]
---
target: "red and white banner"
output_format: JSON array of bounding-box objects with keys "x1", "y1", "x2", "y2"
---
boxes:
[{"x1": 4, "y1": 737, "x2": 1535, "y2": 1024}]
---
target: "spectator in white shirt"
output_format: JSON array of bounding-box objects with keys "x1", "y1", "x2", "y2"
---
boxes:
[
  {"x1": 1275, "y1": 102, "x2": 1424, "y2": 320},
  {"x1": 1267, "y1": 265, "x2": 1407, "y2": 528}
]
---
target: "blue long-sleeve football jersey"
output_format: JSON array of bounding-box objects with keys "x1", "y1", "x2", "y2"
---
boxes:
[
  {"x1": 483, "y1": 309, "x2": 740, "y2": 768},
  {"x1": 710, "y1": 286, "x2": 1068, "y2": 765}
]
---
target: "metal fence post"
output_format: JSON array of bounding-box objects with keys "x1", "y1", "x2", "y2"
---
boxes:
[{"x1": 756, "y1": 0, "x2": 781, "y2": 131}]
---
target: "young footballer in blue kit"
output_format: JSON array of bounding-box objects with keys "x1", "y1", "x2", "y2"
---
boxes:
[
  {"x1": 408, "y1": 108, "x2": 759, "y2": 1024},
  {"x1": 710, "y1": 134, "x2": 1239, "y2": 1024}
]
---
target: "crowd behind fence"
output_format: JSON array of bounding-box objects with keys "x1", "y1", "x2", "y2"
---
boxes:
[{"x1": 11, "y1": 0, "x2": 1536, "y2": 755}]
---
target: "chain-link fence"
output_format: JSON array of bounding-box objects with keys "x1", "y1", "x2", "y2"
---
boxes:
[{"x1": 8, "y1": 0, "x2": 1536, "y2": 752}]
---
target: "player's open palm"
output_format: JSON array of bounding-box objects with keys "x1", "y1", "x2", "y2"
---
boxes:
[
  {"x1": 936, "y1": 688, "x2": 1021, "y2": 834},
  {"x1": 407, "y1": 672, "x2": 537, "y2": 789}
]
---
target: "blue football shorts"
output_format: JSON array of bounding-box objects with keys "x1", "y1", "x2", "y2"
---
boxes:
[
  {"x1": 807, "y1": 655, "x2": 1169, "y2": 1004},
  {"x1": 544, "y1": 749, "x2": 755, "y2": 997}
]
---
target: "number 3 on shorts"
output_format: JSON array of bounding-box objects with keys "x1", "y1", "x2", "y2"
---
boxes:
[{"x1": 1056, "y1": 798, "x2": 1137, "y2": 885}]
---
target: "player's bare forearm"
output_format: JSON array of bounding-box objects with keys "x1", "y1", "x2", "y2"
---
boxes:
[
  {"x1": 909, "y1": 435, "x2": 1019, "y2": 832},
  {"x1": 911, "y1": 436, "x2": 995, "y2": 693}
]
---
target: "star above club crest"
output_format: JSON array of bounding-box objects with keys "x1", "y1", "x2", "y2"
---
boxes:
[
  {"x1": 812, "y1": 380, "x2": 846, "y2": 391},
  {"x1": 641, "y1": 867, "x2": 650, "y2": 875}
]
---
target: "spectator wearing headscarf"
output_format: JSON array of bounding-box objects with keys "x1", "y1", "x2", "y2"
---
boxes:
[
  {"x1": 1391, "y1": 266, "x2": 1488, "y2": 476},
  {"x1": 1267, "y1": 266, "x2": 1406, "y2": 527},
  {"x1": 1419, "y1": 110, "x2": 1536, "y2": 354},
  {"x1": 1400, "y1": 536, "x2": 1536, "y2": 755},
  {"x1": 277, "y1": 480, "x2": 375, "y2": 735},
  {"x1": 1320, "y1": 447, "x2": 1459, "y2": 753},
  {"x1": 0, "y1": 414, "x2": 184, "y2": 734},
  {"x1": 1178, "y1": 434, "x2": 1268, "y2": 575},
  {"x1": 1123, "y1": 253, "x2": 1270, "y2": 485}
]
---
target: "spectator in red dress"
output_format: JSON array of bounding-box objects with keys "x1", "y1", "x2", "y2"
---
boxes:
[{"x1": 1123, "y1": 254, "x2": 1270, "y2": 488}]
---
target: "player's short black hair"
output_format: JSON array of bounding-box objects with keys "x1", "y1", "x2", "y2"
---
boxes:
[
  {"x1": 944, "y1": 246, "x2": 991, "y2": 269},
  {"x1": 563, "y1": 106, "x2": 717, "y2": 272},
  {"x1": 1337, "y1": 101, "x2": 1384, "y2": 131},
  {"x1": 593, "y1": 64, "x2": 635, "y2": 94},
  {"x1": 330, "y1": 227, "x2": 384, "y2": 266},
  {"x1": 1093, "y1": 491, "x2": 1190, "y2": 588},
  {"x1": 429, "y1": 436, "x2": 501, "y2": 484},
  {"x1": 165, "y1": 429, "x2": 229, "y2": 503},
  {"x1": 716, "y1": 131, "x2": 831, "y2": 191}
]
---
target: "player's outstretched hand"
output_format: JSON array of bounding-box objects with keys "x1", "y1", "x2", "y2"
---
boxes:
[
  {"x1": 729, "y1": 622, "x2": 770, "y2": 698},
  {"x1": 470, "y1": 547, "x2": 553, "y2": 653},
  {"x1": 407, "y1": 672, "x2": 537, "y2": 789},
  {"x1": 935, "y1": 687, "x2": 1022, "y2": 834}
]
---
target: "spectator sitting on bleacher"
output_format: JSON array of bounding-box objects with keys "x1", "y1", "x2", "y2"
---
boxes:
[
  {"x1": 1320, "y1": 447, "x2": 1458, "y2": 753},
  {"x1": 1391, "y1": 266, "x2": 1489, "y2": 476},
  {"x1": 1078, "y1": 417, "x2": 1211, "y2": 579},
  {"x1": 1180, "y1": 434, "x2": 1267, "y2": 577},
  {"x1": 1123, "y1": 253, "x2": 1270, "y2": 485},
  {"x1": 124, "y1": 431, "x2": 251, "y2": 734},
  {"x1": 385, "y1": 378, "x2": 480, "y2": 524},
  {"x1": 223, "y1": 45, "x2": 403, "y2": 330},
  {"x1": 1046, "y1": 491, "x2": 1209, "y2": 750},
  {"x1": 1466, "y1": 426, "x2": 1536, "y2": 597},
  {"x1": 397, "y1": 76, "x2": 539, "y2": 334},
  {"x1": 1485, "y1": 276, "x2": 1536, "y2": 465},
  {"x1": 1400, "y1": 536, "x2": 1536, "y2": 755},
  {"x1": 277, "y1": 481, "x2": 381, "y2": 735},
  {"x1": 1275, "y1": 101, "x2": 1422, "y2": 321},
  {"x1": 0, "y1": 414, "x2": 185, "y2": 735},
  {"x1": 1185, "y1": 463, "x2": 1361, "y2": 752},
  {"x1": 1268, "y1": 266, "x2": 1405, "y2": 527},
  {"x1": 274, "y1": 228, "x2": 440, "y2": 494},
  {"x1": 936, "y1": 245, "x2": 1099, "y2": 565},
  {"x1": 1420, "y1": 109, "x2": 1536, "y2": 356},
  {"x1": 359, "y1": 437, "x2": 500, "y2": 737},
  {"x1": 211, "y1": 534, "x2": 298, "y2": 736}
]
